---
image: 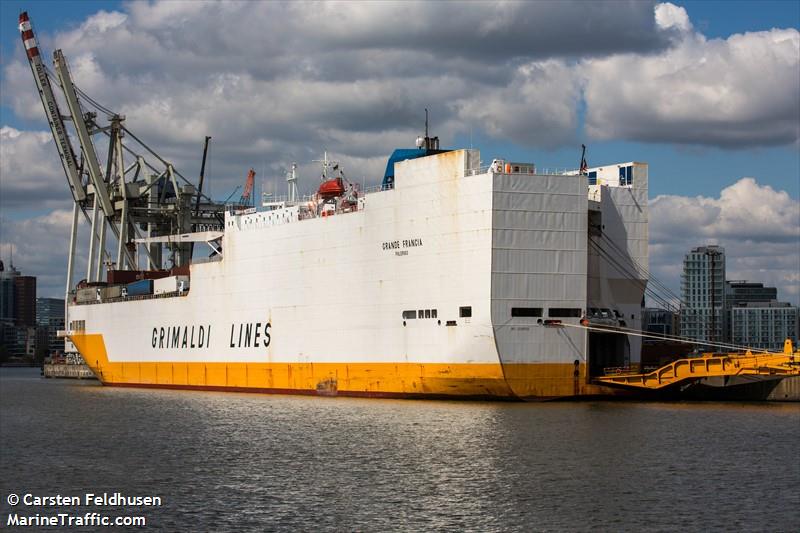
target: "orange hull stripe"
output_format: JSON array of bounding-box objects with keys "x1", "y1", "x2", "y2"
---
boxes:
[{"x1": 71, "y1": 333, "x2": 620, "y2": 399}]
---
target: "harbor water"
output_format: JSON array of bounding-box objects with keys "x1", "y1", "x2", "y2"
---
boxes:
[{"x1": 1, "y1": 367, "x2": 798, "y2": 531}]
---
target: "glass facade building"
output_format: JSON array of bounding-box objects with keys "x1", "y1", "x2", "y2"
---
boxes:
[
  {"x1": 730, "y1": 303, "x2": 798, "y2": 352},
  {"x1": 680, "y1": 245, "x2": 726, "y2": 345}
]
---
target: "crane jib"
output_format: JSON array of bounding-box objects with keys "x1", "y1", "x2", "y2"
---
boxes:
[
  {"x1": 21, "y1": 13, "x2": 86, "y2": 202},
  {"x1": 35, "y1": 64, "x2": 77, "y2": 174}
]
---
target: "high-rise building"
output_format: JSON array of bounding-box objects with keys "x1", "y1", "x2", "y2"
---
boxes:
[
  {"x1": 679, "y1": 247, "x2": 798, "y2": 352},
  {"x1": 0, "y1": 260, "x2": 19, "y2": 358},
  {"x1": 36, "y1": 297, "x2": 65, "y2": 356},
  {"x1": 0, "y1": 260, "x2": 18, "y2": 323},
  {"x1": 730, "y1": 301, "x2": 799, "y2": 352},
  {"x1": 0, "y1": 260, "x2": 38, "y2": 360},
  {"x1": 14, "y1": 275, "x2": 36, "y2": 327},
  {"x1": 725, "y1": 281, "x2": 788, "y2": 342},
  {"x1": 680, "y1": 245, "x2": 726, "y2": 345},
  {"x1": 725, "y1": 281, "x2": 778, "y2": 306}
]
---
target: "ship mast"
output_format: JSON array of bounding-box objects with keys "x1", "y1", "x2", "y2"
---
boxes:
[
  {"x1": 313, "y1": 151, "x2": 340, "y2": 182},
  {"x1": 287, "y1": 163, "x2": 298, "y2": 203}
]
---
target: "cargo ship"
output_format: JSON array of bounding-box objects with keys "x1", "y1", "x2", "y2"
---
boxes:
[
  {"x1": 21, "y1": 11, "x2": 652, "y2": 399},
  {"x1": 64, "y1": 146, "x2": 651, "y2": 399}
]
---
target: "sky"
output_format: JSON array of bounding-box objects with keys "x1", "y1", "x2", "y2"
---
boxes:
[{"x1": 0, "y1": 0, "x2": 798, "y2": 305}]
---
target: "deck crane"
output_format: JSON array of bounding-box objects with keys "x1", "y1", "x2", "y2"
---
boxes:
[
  {"x1": 239, "y1": 169, "x2": 256, "y2": 207},
  {"x1": 18, "y1": 12, "x2": 226, "y2": 305}
]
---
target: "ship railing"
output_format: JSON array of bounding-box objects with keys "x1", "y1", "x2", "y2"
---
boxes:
[
  {"x1": 259, "y1": 194, "x2": 310, "y2": 205},
  {"x1": 191, "y1": 255, "x2": 222, "y2": 265},
  {"x1": 464, "y1": 165, "x2": 492, "y2": 176},
  {"x1": 230, "y1": 197, "x2": 367, "y2": 225},
  {"x1": 537, "y1": 167, "x2": 581, "y2": 176},
  {"x1": 362, "y1": 184, "x2": 389, "y2": 194},
  {"x1": 464, "y1": 165, "x2": 583, "y2": 177},
  {"x1": 72, "y1": 291, "x2": 190, "y2": 306},
  {"x1": 603, "y1": 362, "x2": 705, "y2": 377},
  {"x1": 260, "y1": 185, "x2": 388, "y2": 208},
  {"x1": 603, "y1": 365, "x2": 640, "y2": 376}
]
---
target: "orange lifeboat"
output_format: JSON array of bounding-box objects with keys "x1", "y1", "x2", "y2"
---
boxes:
[{"x1": 317, "y1": 177, "x2": 345, "y2": 200}]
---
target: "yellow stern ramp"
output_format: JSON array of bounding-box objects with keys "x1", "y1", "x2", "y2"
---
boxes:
[{"x1": 595, "y1": 339, "x2": 800, "y2": 390}]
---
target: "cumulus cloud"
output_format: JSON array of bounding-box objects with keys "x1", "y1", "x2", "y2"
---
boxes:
[
  {"x1": 584, "y1": 25, "x2": 800, "y2": 147},
  {"x1": 53, "y1": 2, "x2": 670, "y2": 76},
  {"x1": 1, "y1": 0, "x2": 796, "y2": 207},
  {"x1": 456, "y1": 60, "x2": 581, "y2": 148},
  {"x1": 0, "y1": 0, "x2": 681, "y2": 200},
  {"x1": 0, "y1": 209, "x2": 89, "y2": 298},
  {"x1": 0, "y1": 127, "x2": 72, "y2": 210},
  {"x1": 654, "y1": 2, "x2": 692, "y2": 33},
  {"x1": 650, "y1": 178, "x2": 800, "y2": 304}
]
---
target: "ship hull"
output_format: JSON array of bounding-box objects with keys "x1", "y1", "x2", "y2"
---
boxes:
[{"x1": 72, "y1": 333, "x2": 621, "y2": 400}]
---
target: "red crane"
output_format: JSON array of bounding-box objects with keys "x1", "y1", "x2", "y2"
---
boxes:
[{"x1": 239, "y1": 168, "x2": 255, "y2": 206}]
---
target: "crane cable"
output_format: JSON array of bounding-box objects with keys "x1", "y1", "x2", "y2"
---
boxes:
[
  {"x1": 558, "y1": 321, "x2": 770, "y2": 354},
  {"x1": 590, "y1": 237, "x2": 681, "y2": 310},
  {"x1": 44, "y1": 67, "x2": 220, "y2": 208},
  {"x1": 588, "y1": 239, "x2": 679, "y2": 313},
  {"x1": 598, "y1": 233, "x2": 684, "y2": 306}
]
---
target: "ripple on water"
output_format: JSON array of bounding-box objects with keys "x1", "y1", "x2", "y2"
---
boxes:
[{"x1": 2, "y1": 368, "x2": 799, "y2": 531}]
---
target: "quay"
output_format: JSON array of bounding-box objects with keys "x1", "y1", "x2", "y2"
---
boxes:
[{"x1": 42, "y1": 363, "x2": 96, "y2": 380}]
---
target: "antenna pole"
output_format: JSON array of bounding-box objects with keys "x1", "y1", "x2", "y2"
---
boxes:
[
  {"x1": 194, "y1": 136, "x2": 211, "y2": 218},
  {"x1": 579, "y1": 144, "x2": 588, "y2": 175},
  {"x1": 287, "y1": 163, "x2": 298, "y2": 203},
  {"x1": 425, "y1": 108, "x2": 429, "y2": 139}
]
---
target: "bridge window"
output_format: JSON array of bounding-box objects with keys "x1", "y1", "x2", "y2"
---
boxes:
[
  {"x1": 588, "y1": 171, "x2": 597, "y2": 185},
  {"x1": 459, "y1": 306, "x2": 472, "y2": 318},
  {"x1": 511, "y1": 307, "x2": 543, "y2": 317},
  {"x1": 619, "y1": 166, "x2": 633, "y2": 186},
  {"x1": 402, "y1": 310, "x2": 416, "y2": 320},
  {"x1": 549, "y1": 308, "x2": 582, "y2": 318}
]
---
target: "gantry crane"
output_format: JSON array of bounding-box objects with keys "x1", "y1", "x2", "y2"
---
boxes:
[
  {"x1": 19, "y1": 11, "x2": 227, "y2": 324},
  {"x1": 19, "y1": 14, "x2": 227, "y2": 271}
]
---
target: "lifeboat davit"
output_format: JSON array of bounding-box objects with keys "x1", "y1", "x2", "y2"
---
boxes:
[{"x1": 317, "y1": 177, "x2": 345, "y2": 200}]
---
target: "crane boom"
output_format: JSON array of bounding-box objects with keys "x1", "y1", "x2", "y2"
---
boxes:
[
  {"x1": 18, "y1": 12, "x2": 85, "y2": 202},
  {"x1": 240, "y1": 168, "x2": 255, "y2": 206},
  {"x1": 53, "y1": 49, "x2": 115, "y2": 217},
  {"x1": 18, "y1": 11, "x2": 226, "y2": 280}
]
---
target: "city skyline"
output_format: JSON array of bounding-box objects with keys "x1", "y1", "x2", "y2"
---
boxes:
[{"x1": 0, "y1": 1, "x2": 798, "y2": 302}]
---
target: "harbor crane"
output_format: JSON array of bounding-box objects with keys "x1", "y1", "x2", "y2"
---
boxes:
[{"x1": 18, "y1": 12, "x2": 226, "y2": 314}]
